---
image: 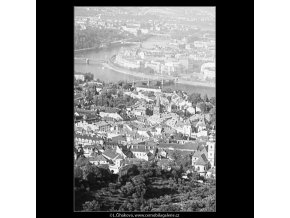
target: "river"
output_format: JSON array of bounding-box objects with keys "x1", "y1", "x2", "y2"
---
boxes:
[{"x1": 74, "y1": 36, "x2": 216, "y2": 97}]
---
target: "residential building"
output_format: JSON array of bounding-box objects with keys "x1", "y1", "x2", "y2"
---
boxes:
[
  {"x1": 88, "y1": 155, "x2": 109, "y2": 165},
  {"x1": 130, "y1": 144, "x2": 155, "y2": 161}
]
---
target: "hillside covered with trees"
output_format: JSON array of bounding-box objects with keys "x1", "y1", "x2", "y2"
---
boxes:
[{"x1": 74, "y1": 159, "x2": 216, "y2": 212}]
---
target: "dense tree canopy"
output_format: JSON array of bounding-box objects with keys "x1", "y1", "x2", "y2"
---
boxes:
[
  {"x1": 188, "y1": 93, "x2": 203, "y2": 106},
  {"x1": 209, "y1": 97, "x2": 216, "y2": 106},
  {"x1": 82, "y1": 200, "x2": 101, "y2": 211}
]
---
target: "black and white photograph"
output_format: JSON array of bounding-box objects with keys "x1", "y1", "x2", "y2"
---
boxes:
[
  {"x1": 74, "y1": 6, "x2": 216, "y2": 212},
  {"x1": 4, "y1": 0, "x2": 282, "y2": 217}
]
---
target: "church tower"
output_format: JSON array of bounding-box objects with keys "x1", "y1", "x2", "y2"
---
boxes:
[{"x1": 207, "y1": 141, "x2": 215, "y2": 168}]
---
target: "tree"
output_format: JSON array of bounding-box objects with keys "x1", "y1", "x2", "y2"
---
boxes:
[
  {"x1": 169, "y1": 103, "x2": 177, "y2": 111},
  {"x1": 123, "y1": 83, "x2": 131, "y2": 90},
  {"x1": 117, "y1": 90, "x2": 124, "y2": 98},
  {"x1": 81, "y1": 163, "x2": 112, "y2": 186},
  {"x1": 84, "y1": 73, "x2": 94, "y2": 82},
  {"x1": 145, "y1": 108, "x2": 153, "y2": 116},
  {"x1": 188, "y1": 93, "x2": 202, "y2": 106},
  {"x1": 171, "y1": 170, "x2": 178, "y2": 181},
  {"x1": 75, "y1": 156, "x2": 89, "y2": 167},
  {"x1": 108, "y1": 182, "x2": 116, "y2": 191},
  {"x1": 131, "y1": 175, "x2": 146, "y2": 186},
  {"x1": 171, "y1": 150, "x2": 183, "y2": 164},
  {"x1": 118, "y1": 164, "x2": 139, "y2": 183},
  {"x1": 82, "y1": 200, "x2": 101, "y2": 211},
  {"x1": 209, "y1": 97, "x2": 216, "y2": 106},
  {"x1": 74, "y1": 166, "x2": 83, "y2": 179},
  {"x1": 120, "y1": 182, "x2": 135, "y2": 197},
  {"x1": 197, "y1": 102, "x2": 207, "y2": 114},
  {"x1": 209, "y1": 107, "x2": 216, "y2": 126},
  {"x1": 203, "y1": 94, "x2": 209, "y2": 102},
  {"x1": 162, "y1": 86, "x2": 172, "y2": 92},
  {"x1": 158, "y1": 204, "x2": 182, "y2": 212},
  {"x1": 163, "y1": 195, "x2": 172, "y2": 204},
  {"x1": 180, "y1": 154, "x2": 192, "y2": 170},
  {"x1": 189, "y1": 171, "x2": 200, "y2": 181}
]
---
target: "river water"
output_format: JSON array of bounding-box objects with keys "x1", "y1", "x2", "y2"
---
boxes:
[{"x1": 74, "y1": 36, "x2": 216, "y2": 97}]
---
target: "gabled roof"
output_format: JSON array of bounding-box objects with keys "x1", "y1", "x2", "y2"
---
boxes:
[
  {"x1": 115, "y1": 154, "x2": 124, "y2": 160},
  {"x1": 122, "y1": 158, "x2": 144, "y2": 166},
  {"x1": 98, "y1": 164, "x2": 110, "y2": 170},
  {"x1": 83, "y1": 144, "x2": 103, "y2": 150},
  {"x1": 75, "y1": 133, "x2": 103, "y2": 141},
  {"x1": 195, "y1": 153, "x2": 209, "y2": 166},
  {"x1": 166, "y1": 150, "x2": 193, "y2": 158},
  {"x1": 122, "y1": 149, "x2": 134, "y2": 158},
  {"x1": 88, "y1": 155, "x2": 108, "y2": 162},
  {"x1": 147, "y1": 151, "x2": 154, "y2": 157},
  {"x1": 118, "y1": 145, "x2": 134, "y2": 158},
  {"x1": 102, "y1": 149, "x2": 119, "y2": 160},
  {"x1": 131, "y1": 145, "x2": 150, "y2": 153},
  {"x1": 192, "y1": 150, "x2": 201, "y2": 158},
  {"x1": 158, "y1": 142, "x2": 201, "y2": 151},
  {"x1": 200, "y1": 147, "x2": 208, "y2": 156},
  {"x1": 111, "y1": 135, "x2": 126, "y2": 142},
  {"x1": 97, "y1": 121, "x2": 112, "y2": 127},
  {"x1": 145, "y1": 140, "x2": 156, "y2": 147}
]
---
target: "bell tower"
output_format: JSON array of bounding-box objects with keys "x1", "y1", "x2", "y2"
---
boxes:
[{"x1": 207, "y1": 141, "x2": 215, "y2": 168}]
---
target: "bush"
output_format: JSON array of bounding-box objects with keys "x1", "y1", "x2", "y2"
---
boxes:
[{"x1": 82, "y1": 200, "x2": 101, "y2": 211}]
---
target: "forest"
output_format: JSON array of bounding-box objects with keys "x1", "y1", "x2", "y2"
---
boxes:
[{"x1": 74, "y1": 155, "x2": 215, "y2": 212}]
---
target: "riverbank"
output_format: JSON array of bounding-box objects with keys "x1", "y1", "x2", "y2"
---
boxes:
[
  {"x1": 176, "y1": 79, "x2": 215, "y2": 88},
  {"x1": 103, "y1": 61, "x2": 215, "y2": 88},
  {"x1": 74, "y1": 46, "x2": 99, "y2": 52},
  {"x1": 75, "y1": 34, "x2": 154, "y2": 53}
]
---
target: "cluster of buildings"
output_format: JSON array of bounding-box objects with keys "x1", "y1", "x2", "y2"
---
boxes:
[
  {"x1": 75, "y1": 12, "x2": 163, "y2": 37},
  {"x1": 75, "y1": 7, "x2": 215, "y2": 83},
  {"x1": 74, "y1": 81, "x2": 216, "y2": 179},
  {"x1": 113, "y1": 39, "x2": 215, "y2": 81}
]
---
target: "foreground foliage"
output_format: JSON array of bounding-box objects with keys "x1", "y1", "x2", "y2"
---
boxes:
[{"x1": 74, "y1": 160, "x2": 215, "y2": 212}]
